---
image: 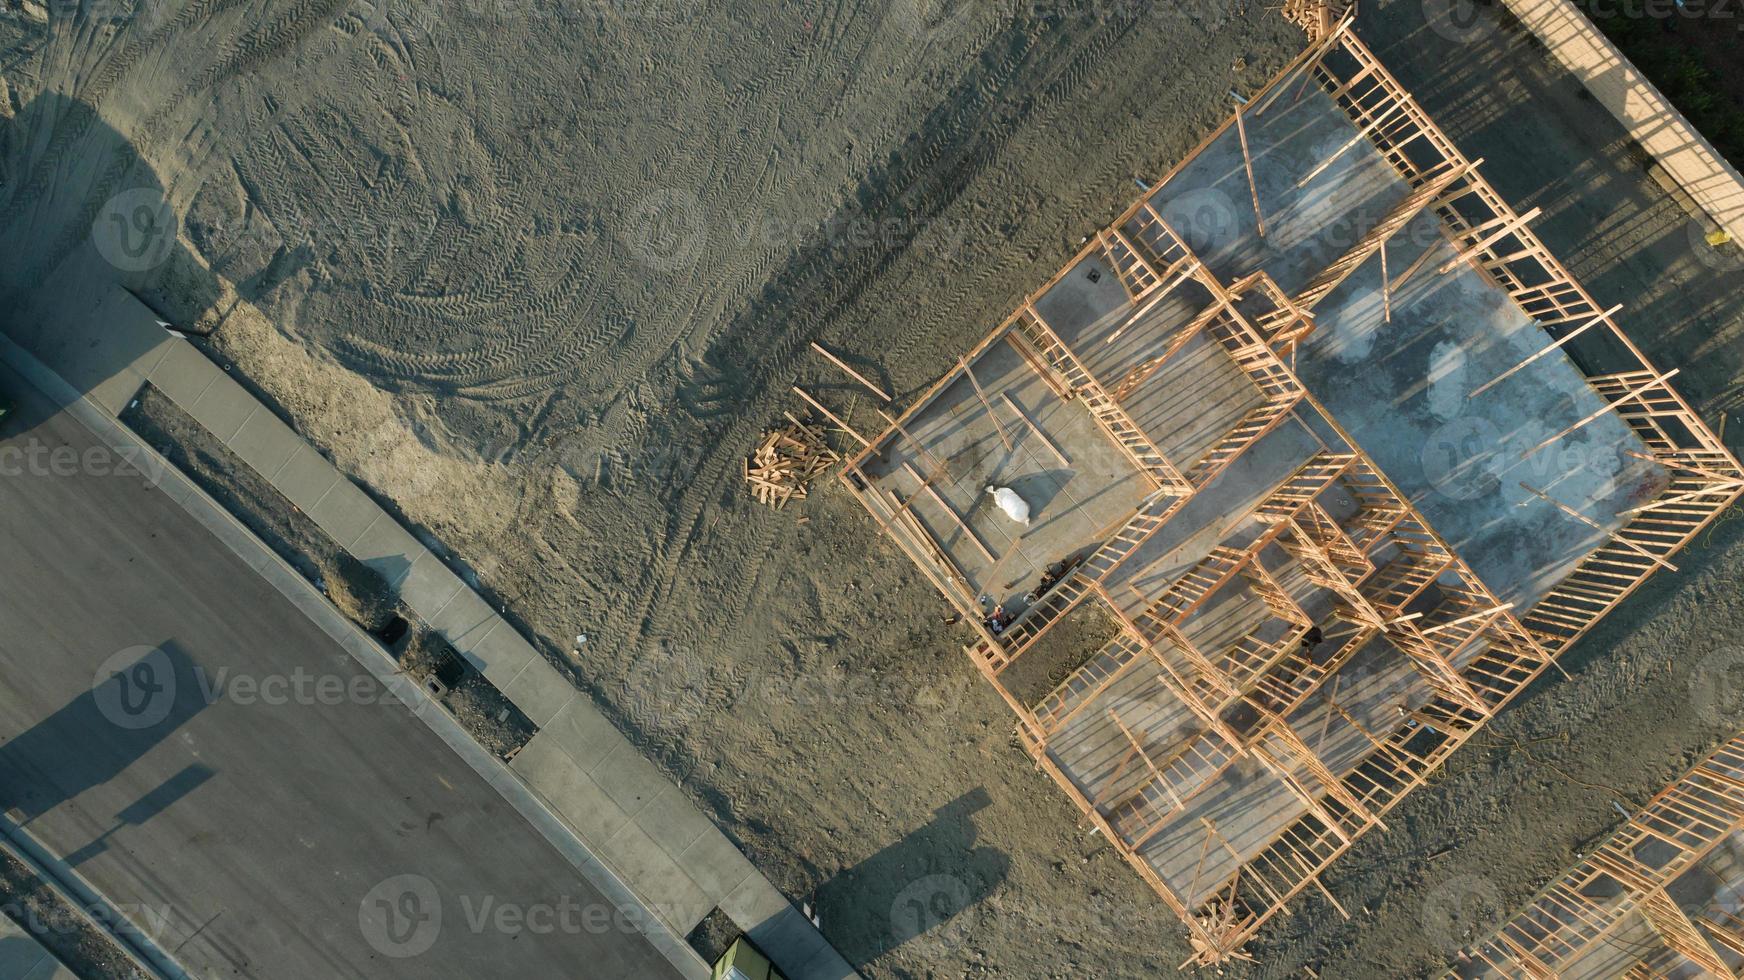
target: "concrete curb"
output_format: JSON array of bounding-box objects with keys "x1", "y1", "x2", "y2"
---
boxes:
[
  {"x1": 0, "y1": 815, "x2": 185, "y2": 980},
  {"x1": 0, "y1": 333, "x2": 713, "y2": 980},
  {"x1": 1500, "y1": 0, "x2": 1744, "y2": 243}
]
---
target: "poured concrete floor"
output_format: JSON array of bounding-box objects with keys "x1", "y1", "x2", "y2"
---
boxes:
[{"x1": 858, "y1": 335, "x2": 1151, "y2": 610}]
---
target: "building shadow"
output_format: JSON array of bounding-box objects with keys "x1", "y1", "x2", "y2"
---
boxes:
[
  {"x1": 0, "y1": 642, "x2": 209, "y2": 825},
  {"x1": 0, "y1": 91, "x2": 225, "y2": 410},
  {"x1": 813, "y1": 787, "x2": 1008, "y2": 966},
  {"x1": 62, "y1": 762, "x2": 216, "y2": 867}
]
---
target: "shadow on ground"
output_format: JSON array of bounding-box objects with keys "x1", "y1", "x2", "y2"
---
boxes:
[{"x1": 813, "y1": 787, "x2": 1008, "y2": 966}]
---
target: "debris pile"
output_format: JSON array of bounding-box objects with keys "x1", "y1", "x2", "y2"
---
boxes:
[{"x1": 745, "y1": 415, "x2": 839, "y2": 509}]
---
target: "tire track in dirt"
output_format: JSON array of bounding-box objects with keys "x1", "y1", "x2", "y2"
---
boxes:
[{"x1": 618, "y1": 7, "x2": 1169, "y2": 705}]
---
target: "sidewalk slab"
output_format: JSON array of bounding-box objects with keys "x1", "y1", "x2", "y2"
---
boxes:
[
  {"x1": 349, "y1": 516, "x2": 426, "y2": 589},
  {"x1": 600, "y1": 821, "x2": 715, "y2": 933},
  {"x1": 272, "y1": 445, "x2": 339, "y2": 513},
  {"x1": 429, "y1": 591, "x2": 499, "y2": 653},
  {"x1": 462, "y1": 617, "x2": 534, "y2": 685},
  {"x1": 589, "y1": 740, "x2": 669, "y2": 816},
  {"x1": 146, "y1": 338, "x2": 222, "y2": 407},
  {"x1": 510, "y1": 736, "x2": 633, "y2": 844},
  {"x1": 225, "y1": 409, "x2": 303, "y2": 478},
  {"x1": 184, "y1": 374, "x2": 257, "y2": 442},
  {"x1": 307, "y1": 479, "x2": 381, "y2": 549},
  {"x1": 400, "y1": 551, "x2": 465, "y2": 619},
  {"x1": 675, "y1": 833, "x2": 759, "y2": 904},
  {"x1": 541, "y1": 698, "x2": 627, "y2": 774},
  {"x1": 630, "y1": 783, "x2": 714, "y2": 860},
  {"x1": 502, "y1": 661, "x2": 575, "y2": 727}
]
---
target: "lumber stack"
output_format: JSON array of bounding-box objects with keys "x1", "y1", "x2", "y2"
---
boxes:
[{"x1": 746, "y1": 416, "x2": 839, "y2": 509}]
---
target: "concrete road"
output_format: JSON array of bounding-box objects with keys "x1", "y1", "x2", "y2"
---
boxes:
[{"x1": 0, "y1": 366, "x2": 683, "y2": 979}]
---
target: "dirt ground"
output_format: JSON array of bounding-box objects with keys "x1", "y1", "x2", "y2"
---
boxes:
[
  {"x1": 4, "y1": 0, "x2": 1744, "y2": 977},
  {"x1": 0, "y1": 848, "x2": 148, "y2": 980}
]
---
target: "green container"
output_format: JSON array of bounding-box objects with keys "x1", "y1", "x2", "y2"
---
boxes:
[{"x1": 711, "y1": 936, "x2": 787, "y2": 980}]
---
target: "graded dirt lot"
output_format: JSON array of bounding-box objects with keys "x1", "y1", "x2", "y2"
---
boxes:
[{"x1": 3, "y1": 1, "x2": 1744, "y2": 976}]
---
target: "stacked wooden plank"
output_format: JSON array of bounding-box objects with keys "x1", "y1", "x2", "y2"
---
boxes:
[{"x1": 746, "y1": 415, "x2": 840, "y2": 509}]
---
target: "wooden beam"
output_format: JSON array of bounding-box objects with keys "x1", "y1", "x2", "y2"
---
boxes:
[
  {"x1": 1379, "y1": 240, "x2": 1391, "y2": 324},
  {"x1": 1619, "y1": 483, "x2": 1744, "y2": 517},
  {"x1": 1437, "y1": 207, "x2": 1543, "y2": 275},
  {"x1": 1420, "y1": 604, "x2": 1513, "y2": 636},
  {"x1": 960, "y1": 356, "x2": 1013, "y2": 450},
  {"x1": 1525, "y1": 369, "x2": 1678, "y2": 456},
  {"x1": 1105, "y1": 260, "x2": 1202, "y2": 346},
  {"x1": 1234, "y1": 103, "x2": 1266, "y2": 239},
  {"x1": 876, "y1": 406, "x2": 948, "y2": 478},
  {"x1": 810, "y1": 342, "x2": 891, "y2": 401},
  {"x1": 1004, "y1": 331, "x2": 1070, "y2": 401},
  {"x1": 1297, "y1": 95, "x2": 1414, "y2": 189},
  {"x1": 999, "y1": 393, "x2": 1070, "y2": 467},
  {"x1": 792, "y1": 385, "x2": 872, "y2": 448},
  {"x1": 900, "y1": 461, "x2": 996, "y2": 564},
  {"x1": 1468, "y1": 304, "x2": 1621, "y2": 399}
]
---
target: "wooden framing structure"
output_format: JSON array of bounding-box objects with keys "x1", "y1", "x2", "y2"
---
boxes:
[
  {"x1": 1454, "y1": 732, "x2": 1744, "y2": 978},
  {"x1": 1291, "y1": 27, "x2": 1742, "y2": 654},
  {"x1": 833, "y1": 14, "x2": 1742, "y2": 967}
]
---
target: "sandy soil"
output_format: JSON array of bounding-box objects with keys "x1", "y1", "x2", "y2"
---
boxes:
[{"x1": 4, "y1": 1, "x2": 1744, "y2": 977}]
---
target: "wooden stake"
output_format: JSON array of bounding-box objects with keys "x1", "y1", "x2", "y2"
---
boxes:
[
  {"x1": 810, "y1": 342, "x2": 891, "y2": 402},
  {"x1": 1468, "y1": 304, "x2": 1621, "y2": 399},
  {"x1": 1391, "y1": 237, "x2": 1443, "y2": 292},
  {"x1": 1234, "y1": 103, "x2": 1266, "y2": 239},
  {"x1": 792, "y1": 385, "x2": 871, "y2": 448},
  {"x1": 1524, "y1": 369, "x2": 1677, "y2": 456}
]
